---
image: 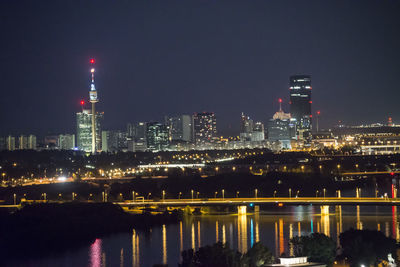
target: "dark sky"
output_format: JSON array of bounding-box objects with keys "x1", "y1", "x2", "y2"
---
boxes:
[{"x1": 1, "y1": 0, "x2": 400, "y2": 136}]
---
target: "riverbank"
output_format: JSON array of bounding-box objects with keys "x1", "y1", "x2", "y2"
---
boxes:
[{"x1": 0, "y1": 202, "x2": 181, "y2": 263}]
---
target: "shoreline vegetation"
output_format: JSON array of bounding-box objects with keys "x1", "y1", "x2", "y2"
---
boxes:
[{"x1": 0, "y1": 202, "x2": 181, "y2": 263}]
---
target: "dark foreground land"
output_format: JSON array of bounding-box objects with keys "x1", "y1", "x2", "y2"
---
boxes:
[{"x1": 0, "y1": 202, "x2": 180, "y2": 264}]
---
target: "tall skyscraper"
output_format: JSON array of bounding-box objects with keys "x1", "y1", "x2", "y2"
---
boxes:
[
  {"x1": 102, "y1": 130, "x2": 127, "y2": 152},
  {"x1": 146, "y1": 122, "x2": 169, "y2": 151},
  {"x1": 76, "y1": 109, "x2": 103, "y2": 152},
  {"x1": 240, "y1": 113, "x2": 254, "y2": 141},
  {"x1": 289, "y1": 75, "x2": 312, "y2": 142},
  {"x1": 252, "y1": 122, "x2": 265, "y2": 141},
  {"x1": 127, "y1": 122, "x2": 147, "y2": 152},
  {"x1": 89, "y1": 58, "x2": 99, "y2": 154},
  {"x1": 193, "y1": 112, "x2": 217, "y2": 145},
  {"x1": 267, "y1": 99, "x2": 293, "y2": 149},
  {"x1": 165, "y1": 115, "x2": 192, "y2": 142}
]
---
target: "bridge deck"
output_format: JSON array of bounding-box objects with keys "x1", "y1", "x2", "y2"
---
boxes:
[{"x1": 115, "y1": 197, "x2": 400, "y2": 207}]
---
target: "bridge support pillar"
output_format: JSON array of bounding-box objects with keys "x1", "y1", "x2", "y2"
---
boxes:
[
  {"x1": 321, "y1": 205, "x2": 329, "y2": 215},
  {"x1": 238, "y1": 205, "x2": 247, "y2": 215}
]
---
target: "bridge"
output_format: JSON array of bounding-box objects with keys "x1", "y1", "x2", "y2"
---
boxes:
[{"x1": 115, "y1": 197, "x2": 400, "y2": 207}]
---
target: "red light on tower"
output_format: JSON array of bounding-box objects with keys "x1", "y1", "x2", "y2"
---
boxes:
[
  {"x1": 317, "y1": 110, "x2": 321, "y2": 115},
  {"x1": 80, "y1": 100, "x2": 85, "y2": 106},
  {"x1": 90, "y1": 58, "x2": 95, "y2": 64},
  {"x1": 278, "y1": 98, "x2": 282, "y2": 103}
]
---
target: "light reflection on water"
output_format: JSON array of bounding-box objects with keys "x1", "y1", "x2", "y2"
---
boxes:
[
  {"x1": 10, "y1": 205, "x2": 400, "y2": 267},
  {"x1": 90, "y1": 238, "x2": 101, "y2": 267}
]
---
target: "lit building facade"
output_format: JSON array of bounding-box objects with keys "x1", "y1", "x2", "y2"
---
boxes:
[
  {"x1": 127, "y1": 122, "x2": 147, "y2": 152},
  {"x1": 146, "y1": 122, "x2": 169, "y2": 151},
  {"x1": 102, "y1": 130, "x2": 127, "y2": 152},
  {"x1": 6, "y1": 136, "x2": 15, "y2": 151},
  {"x1": 18, "y1": 135, "x2": 36, "y2": 150},
  {"x1": 165, "y1": 115, "x2": 192, "y2": 142},
  {"x1": 58, "y1": 134, "x2": 75, "y2": 150},
  {"x1": 76, "y1": 109, "x2": 103, "y2": 152},
  {"x1": 193, "y1": 112, "x2": 217, "y2": 146},
  {"x1": 289, "y1": 75, "x2": 312, "y2": 142}
]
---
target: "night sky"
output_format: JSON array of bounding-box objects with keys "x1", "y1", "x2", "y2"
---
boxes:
[{"x1": 1, "y1": 0, "x2": 400, "y2": 136}]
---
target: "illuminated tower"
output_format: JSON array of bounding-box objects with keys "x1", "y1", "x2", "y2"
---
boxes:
[
  {"x1": 289, "y1": 75, "x2": 312, "y2": 142},
  {"x1": 89, "y1": 58, "x2": 99, "y2": 154}
]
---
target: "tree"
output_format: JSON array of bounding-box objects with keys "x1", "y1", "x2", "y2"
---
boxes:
[
  {"x1": 290, "y1": 233, "x2": 336, "y2": 266},
  {"x1": 242, "y1": 242, "x2": 274, "y2": 267},
  {"x1": 179, "y1": 242, "x2": 242, "y2": 267},
  {"x1": 339, "y1": 229, "x2": 397, "y2": 267}
]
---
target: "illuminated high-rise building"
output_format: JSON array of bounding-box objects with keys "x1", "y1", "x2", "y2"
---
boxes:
[
  {"x1": 102, "y1": 130, "x2": 127, "y2": 152},
  {"x1": 165, "y1": 115, "x2": 193, "y2": 142},
  {"x1": 76, "y1": 109, "x2": 103, "y2": 152},
  {"x1": 17, "y1": 135, "x2": 36, "y2": 150},
  {"x1": 146, "y1": 122, "x2": 169, "y2": 151},
  {"x1": 18, "y1": 135, "x2": 28, "y2": 149},
  {"x1": 127, "y1": 122, "x2": 147, "y2": 152},
  {"x1": 28, "y1": 135, "x2": 36, "y2": 150},
  {"x1": 58, "y1": 134, "x2": 75, "y2": 150},
  {"x1": 6, "y1": 136, "x2": 15, "y2": 151},
  {"x1": 240, "y1": 113, "x2": 254, "y2": 134},
  {"x1": 289, "y1": 75, "x2": 312, "y2": 142},
  {"x1": 193, "y1": 112, "x2": 217, "y2": 145}
]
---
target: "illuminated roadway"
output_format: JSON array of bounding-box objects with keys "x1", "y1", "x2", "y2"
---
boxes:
[{"x1": 115, "y1": 197, "x2": 400, "y2": 207}]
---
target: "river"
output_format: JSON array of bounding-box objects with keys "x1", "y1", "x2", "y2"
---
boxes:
[{"x1": 8, "y1": 205, "x2": 400, "y2": 267}]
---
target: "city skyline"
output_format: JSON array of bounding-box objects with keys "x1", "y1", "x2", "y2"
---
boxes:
[{"x1": 1, "y1": 1, "x2": 400, "y2": 136}]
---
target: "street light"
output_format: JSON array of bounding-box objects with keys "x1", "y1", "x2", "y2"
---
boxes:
[
  {"x1": 236, "y1": 191, "x2": 239, "y2": 198},
  {"x1": 147, "y1": 193, "x2": 151, "y2": 200},
  {"x1": 102, "y1": 191, "x2": 105, "y2": 202},
  {"x1": 196, "y1": 192, "x2": 200, "y2": 199},
  {"x1": 273, "y1": 190, "x2": 277, "y2": 198},
  {"x1": 296, "y1": 190, "x2": 300, "y2": 198},
  {"x1": 323, "y1": 188, "x2": 326, "y2": 198},
  {"x1": 316, "y1": 190, "x2": 319, "y2": 198},
  {"x1": 178, "y1": 192, "x2": 182, "y2": 199},
  {"x1": 13, "y1": 193, "x2": 16, "y2": 205},
  {"x1": 222, "y1": 189, "x2": 225, "y2": 199},
  {"x1": 132, "y1": 191, "x2": 135, "y2": 202},
  {"x1": 289, "y1": 188, "x2": 292, "y2": 198},
  {"x1": 255, "y1": 189, "x2": 258, "y2": 199},
  {"x1": 162, "y1": 190, "x2": 165, "y2": 201},
  {"x1": 214, "y1": 191, "x2": 218, "y2": 198}
]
